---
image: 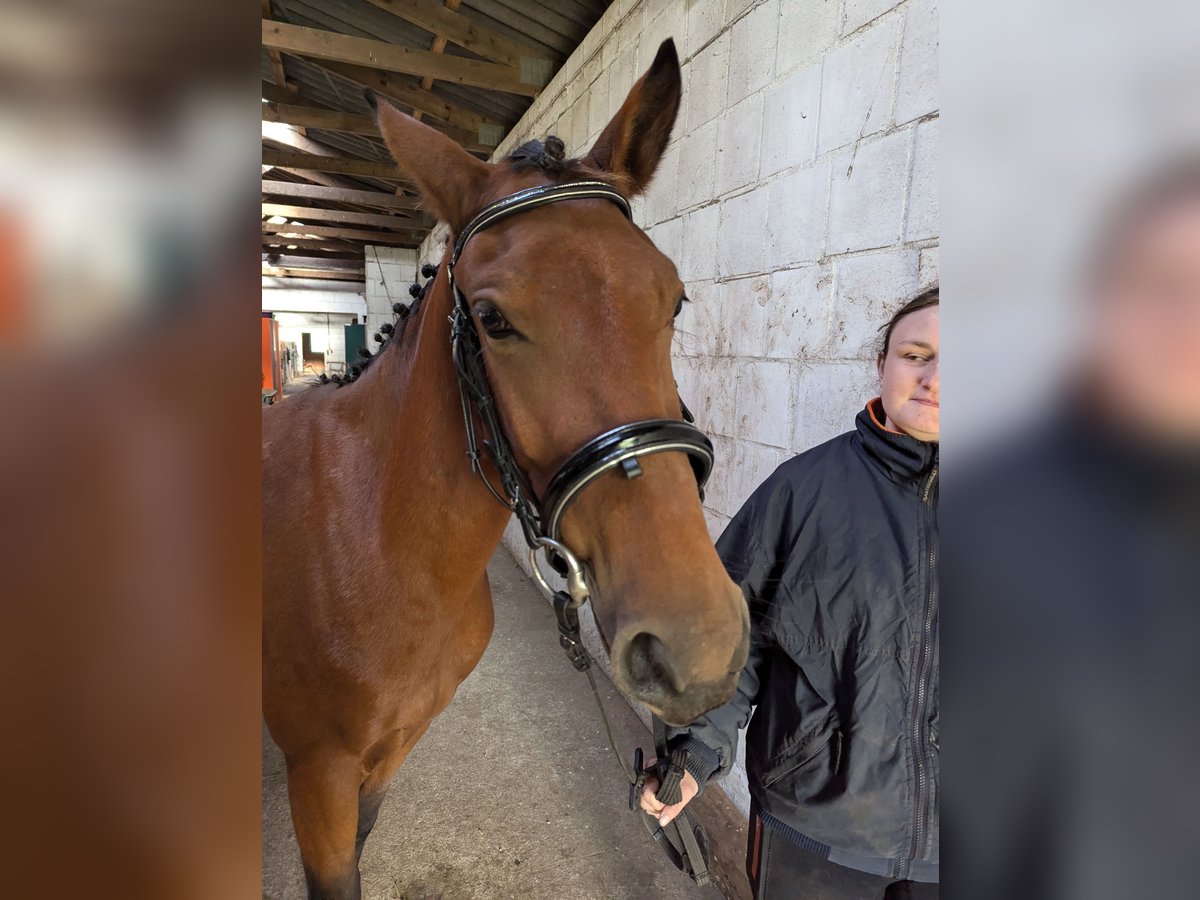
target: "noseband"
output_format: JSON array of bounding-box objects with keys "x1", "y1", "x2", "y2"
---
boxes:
[{"x1": 447, "y1": 180, "x2": 714, "y2": 608}]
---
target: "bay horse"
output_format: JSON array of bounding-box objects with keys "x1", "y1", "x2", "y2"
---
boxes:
[{"x1": 262, "y1": 40, "x2": 749, "y2": 899}]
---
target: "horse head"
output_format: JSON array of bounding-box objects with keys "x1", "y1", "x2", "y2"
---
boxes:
[{"x1": 372, "y1": 40, "x2": 750, "y2": 726}]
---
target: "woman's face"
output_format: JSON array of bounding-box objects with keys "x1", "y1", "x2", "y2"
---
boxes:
[{"x1": 878, "y1": 306, "x2": 940, "y2": 442}]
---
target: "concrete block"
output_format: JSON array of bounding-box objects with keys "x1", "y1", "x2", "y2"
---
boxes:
[
  {"x1": 643, "y1": 141, "x2": 680, "y2": 227},
  {"x1": 687, "y1": 356, "x2": 741, "y2": 437},
  {"x1": 766, "y1": 263, "x2": 834, "y2": 359},
  {"x1": 842, "y1": 0, "x2": 902, "y2": 35},
  {"x1": 776, "y1": 0, "x2": 840, "y2": 76},
  {"x1": 615, "y1": 5, "x2": 644, "y2": 58},
  {"x1": 905, "y1": 118, "x2": 938, "y2": 242},
  {"x1": 894, "y1": 0, "x2": 938, "y2": 124},
  {"x1": 677, "y1": 118, "x2": 719, "y2": 210},
  {"x1": 760, "y1": 61, "x2": 821, "y2": 177},
  {"x1": 601, "y1": 23, "x2": 620, "y2": 71},
  {"x1": 684, "y1": 32, "x2": 730, "y2": 133},
  {"x1": 712, "y1": 434, "x2": 786, "y2": 519},
  {"x1": 919, "y1": 245, "x2": 939, "y2": 290},
  {"x1": 647, "y1": 215, "x2": 684, "y2": 272},
  {"x1": 580, "y1": 52, "x2": 602, "y2": 90},
  {"x1": 817, "y1": 15, "x2": 902, "y2": 154},
  {"x1": 642, "y1": 2, "x2": 687, "y2": 65},
  {"x1": 790, "y1": 360, "x2": 878, "y2": 451},
  {"x1": 726, "y1": 0, "x2": 778, "y2": 105},
  {"x1": 826, "y1": 128, "x2": 911, "y2": 254},
  {"x1": 675, "y1": 279, "x2": 727, "y2": 357},
  {"x1": 735, "y1": 359, "x2": 793, "y2": 446},
  {"x1": 830, "y1": 249, "x2": 920, "y2": 359},
  {"x1": 721, "y1": 275, "x2": 772, "y2": 357},
  {"x1": 686, "y1": 0, "x2": 727, "y2": 55},
  {"x1": 587, "y1": 64, "x2": 612, "y2": 139},
  {"x1": 725, "y1": 0, "x2": 759, "y2": 20},
  {"x1": 679, "y1": 202, "x2": 721, "y2": 283},
  {"x1": 766, "y1": 159, "x2": 828, "y2": 268},
  {"x1": 610, "y1": 46, "x2": 639, "y2": 109},
  {"x1": 716, "y1": 93, "x2": 764, "y2": 195},
  {"x1": 718, "y1": 187, "x2": 770, "y2": 277}
]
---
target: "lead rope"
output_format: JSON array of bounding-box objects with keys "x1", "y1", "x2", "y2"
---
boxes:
[{"x1": 553, "y1": 590, "x2": 711, "y2": 886}]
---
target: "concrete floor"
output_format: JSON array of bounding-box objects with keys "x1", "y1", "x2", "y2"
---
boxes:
[{"x1": 263, "y1": 550, "x2": 726, "y2": 900}]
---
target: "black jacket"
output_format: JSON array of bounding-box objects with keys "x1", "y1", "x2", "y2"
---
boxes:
[{"x1": 669, "y1": 399, "x2": 939, "y2": 881}]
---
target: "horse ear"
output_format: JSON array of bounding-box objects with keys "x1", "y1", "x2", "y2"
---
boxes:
[
  {"x1": 369, "y1": 92, "x2": 491, "y2": 231},
  {"x1": 582, "y1": 39, "x2": 681, "y2": 197}
]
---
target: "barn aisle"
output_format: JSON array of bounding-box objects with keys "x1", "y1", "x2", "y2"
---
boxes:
[{"x1": 262, "y1": 549, "x2": 725, "y2": 900}]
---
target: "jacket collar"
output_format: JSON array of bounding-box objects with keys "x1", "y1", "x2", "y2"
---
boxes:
[{"x1": 856, "y1": 399, "x2": 939, "y2": 486}]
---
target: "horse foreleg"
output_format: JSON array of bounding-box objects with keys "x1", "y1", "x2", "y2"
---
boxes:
[
  {"x1": 286, "y1": 751, "x2": 364, "y2": 900},
  {"x1": 353, "y1": 716, "x2": 435, "y2": 864}
]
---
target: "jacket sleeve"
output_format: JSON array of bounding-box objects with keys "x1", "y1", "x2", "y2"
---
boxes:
[{"x1": 666, "y1": 487, "x2": 783, "y2": 787}]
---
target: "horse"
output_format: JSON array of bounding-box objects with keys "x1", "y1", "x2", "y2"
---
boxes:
[{"x1": 262, "y1": 39, "x2": 750, "y2": 899}]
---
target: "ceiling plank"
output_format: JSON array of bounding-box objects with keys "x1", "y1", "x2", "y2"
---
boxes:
[
  {"x1": 263, "y1": 202, "x2": 423, "y2": 231},
  {"x1": 261, "y1": 149, "x2": 409, "y2": 181},
  {"x1": 315, "y1": 61, "x2": 499, "y2": 139},
  {"x1": 261, "y1": 254, "x2": 365, "y2": 270},
  {"x1": 262, "y1": 0, "x2": 293, "y2": 94},
  {"x1": 264, "y1": 101, "x2": 379, "y2": 138},
  {"x1": 261, "y1": 238, "x2": 363, "y2": 256},
  {"x1": 360, "y1": 0, "x2": 549, "y2": 73},
  {"x1": 261, "y1": 19, "x2": 539, "y2": 97},
  {"x1": 263, "y1": 222, "x2": 424, "y2": 246},
  {"x1": 262, "y1": 178, "x2": 422, "y2": 212},
  {"x1": 263, "y1": 266, "x2": 367, "y2": 281},
  {"x1": 262, "y1": 98, "x2": 493, "y2": 153}
]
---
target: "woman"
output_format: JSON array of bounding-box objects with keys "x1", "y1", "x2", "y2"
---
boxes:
[{"x1": 641, "y1": 289, "x2": 940, "y2": 899}]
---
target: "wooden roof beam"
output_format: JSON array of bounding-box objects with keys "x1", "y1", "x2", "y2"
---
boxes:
[
  {"x1": 263, "y1": 266, "x2": 367, "y2": 282},
  {"x1": 262, "y1": 99, "x2": 493, "y2": 153},
  {"x1": 263, "y1": 222, "x2": 425, "y2": 246},
  {"x1": 262, "y1": 178, "x2": 425, "y2": 213},
  {"x1": 261, "y1": 19, "x2": 540, "y2": 98},
  {"x1": 361, "y1": 0, "x2": 551, "y2": 74},
  {"x1": 261, "y1": 148, "x2": 410, "y2": 182},
  {"x1": 262, "y1": 202, "x2": 425, "y2": 231},
  {"x1": 314, "y1": 61, "x2": 502, "y2": 146}
]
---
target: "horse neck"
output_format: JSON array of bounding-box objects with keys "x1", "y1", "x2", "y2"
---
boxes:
[{"x1": 361, "y1": 258, "x2": 513, "y2": 575}]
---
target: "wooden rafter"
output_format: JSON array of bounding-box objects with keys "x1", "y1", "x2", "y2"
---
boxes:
[
  {"x1": 262, "y1": 203, "x2": 421, "y2": 231},
  {"x1": 262, "y1": 178, "x2": 424, "y2": 212},
  {"x1": 262, "y1": 98, "x2": 493, "y2": 153},
  {"x1": 261, "y1": 149, "x2": 410, "y2": 181},
  {"x1": 261, "y1": 238, "x2": 362, "y2": 256},
  {"x1": 361, "y1": 0, "x2": 549, "y2": 71},
  {"x1": 261, "y1": 0, "x2": 293, "y2": 92},
  {"x1": 261, "y1": 253, "x2": 364, "y2": 270},
  {"x1": 314, "y1": 62, "x2": 500, "y2": 139},
  {"x1": 263, "y1": 266, "x2": 367, "y2": 282},
  {"x1": 261, "y1": 20, "x2": 540, "y2": 97},
  {"x1": 263, "y1": 222, "x2": 423, "y2": 246}
]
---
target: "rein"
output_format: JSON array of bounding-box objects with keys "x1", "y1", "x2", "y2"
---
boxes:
[{"x1": 445, "y1": 179, "x2": 713, "y2": 885}]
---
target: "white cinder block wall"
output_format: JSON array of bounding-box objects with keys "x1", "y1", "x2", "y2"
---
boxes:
[
  {"x1": 364, "y1": 246, "x2": 419, "y2": 341},
  {"x1": 418, "y1": 0, "x2": 938, "y2": 816}
]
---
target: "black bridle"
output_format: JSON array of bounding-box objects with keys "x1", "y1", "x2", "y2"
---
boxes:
[{"x1": 447, "y1": 180, "x2": 714, "y2": 609}]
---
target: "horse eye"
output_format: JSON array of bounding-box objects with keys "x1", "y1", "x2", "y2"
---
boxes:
[
  {"x1": 476, "y1": 305, "x2": 515, "y2": 338},
  {"x1": 673, "y1": 294, "x2": 689, "y2": 319}
]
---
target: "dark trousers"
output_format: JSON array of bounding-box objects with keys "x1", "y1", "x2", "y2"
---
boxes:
[{"x1": 747, "y1": 810, "x2": 939, "y2": 900}]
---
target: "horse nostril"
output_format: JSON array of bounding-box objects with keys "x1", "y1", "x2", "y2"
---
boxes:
[{"x1": 623, "y1": 632, "x2": 680, "y2": 695}]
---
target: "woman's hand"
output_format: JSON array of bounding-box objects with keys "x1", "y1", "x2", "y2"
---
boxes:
[{"x1": 637, "y1": 759, "x2": 700, "y2": 826}]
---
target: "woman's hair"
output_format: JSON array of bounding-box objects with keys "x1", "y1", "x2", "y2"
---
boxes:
[{"x1": 877, "y1": 287, "x2": 939, "y2": 365}]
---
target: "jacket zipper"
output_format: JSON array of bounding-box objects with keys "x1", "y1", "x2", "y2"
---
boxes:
[{"x1": 901, "y1": 465, "x2": 938, "y2": 878}]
